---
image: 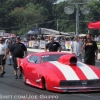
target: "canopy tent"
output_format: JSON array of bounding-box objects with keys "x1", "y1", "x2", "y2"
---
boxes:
[
  {"x1": 26, "y1": 28, "x2": 41, "y2": 35},
  {"x1": 88, "y1": 21, "x2": 100, "y2": 29}
]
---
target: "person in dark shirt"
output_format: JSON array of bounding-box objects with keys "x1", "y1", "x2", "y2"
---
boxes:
[
  {"x1": 44, "y1": 36, "x2": 62, "y2": 52},
  {"x1": 82, "y1": 33, "x2": 98, "y2": 65},
  {"x1": 9, "y1": 37, "x2": 27, "y2": 79}
]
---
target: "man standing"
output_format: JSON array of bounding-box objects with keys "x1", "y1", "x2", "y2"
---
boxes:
[
  {"x1": 0, "y1": 37, "x2": 8, "y2": 77},
  {"x1": 7, "y1": 39, "x2": 13, "y2": 65},
  {"x1": 97, "y1": 35, "x2": 100, "y2": 42},
  {"x1": 9, "y1": 37, "x2": 27, "y2": 79},
  {"x1": 71, "y1": 36, "x2": 83, "y2": 62},
  {"x1": 82, "y1": 33, "x2": 98, "y2": 65},
  {"x1": 44, "y1": 36, "x2": 62, "y2": 52}
]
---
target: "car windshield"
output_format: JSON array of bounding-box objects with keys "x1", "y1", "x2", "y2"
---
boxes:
[{"x1": 42, "y1": 54, "x2": 66, "y2": 62}]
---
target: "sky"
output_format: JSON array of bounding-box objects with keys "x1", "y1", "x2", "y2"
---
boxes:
[
  {"x1": 56, "y1": 0, "x2": 99, "y2": 3},
  {"x1": 56, "y1": 0, "x2": 65, "y2": 3}
]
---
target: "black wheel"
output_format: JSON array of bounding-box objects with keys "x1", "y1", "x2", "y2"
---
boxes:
[
  {"x1": 22, "y1": 71, "x2": 26, "y2": 84},
  {"x1": 42, "y1": 78, "x2": 47, "y2": 90}
]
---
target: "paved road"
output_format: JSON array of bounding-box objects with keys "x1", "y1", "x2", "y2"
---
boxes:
[{"x1": 0, "y1": 52, "x2": 100, "y2": 100}]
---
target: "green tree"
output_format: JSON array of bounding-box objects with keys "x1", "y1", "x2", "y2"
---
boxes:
[{"x1": 9, "y1": 3, "x2": 46, "y2": 35}]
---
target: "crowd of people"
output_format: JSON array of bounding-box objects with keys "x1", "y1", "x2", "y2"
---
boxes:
[
  {"x1": 44, "y1": 34, "x2": 98, "y2": 66},
  {"x1": 0, "y1": 33, "x2": 99, "y2": 79}
]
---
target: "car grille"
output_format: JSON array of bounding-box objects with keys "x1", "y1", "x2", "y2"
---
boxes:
[{"x1": 60, "y1": 79, "x2": 100, "y2": 87}]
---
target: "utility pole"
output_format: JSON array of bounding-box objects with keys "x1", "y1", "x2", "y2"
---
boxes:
[
  {"x1": 57, "y1": 20, "x2": 59, "y2": 31},
  {"x1": 64, "y1": 0, "x2": 90, "y2": 36},
  {"x1": 36, "y1": 23, "x2": 38, "y2": 28}
]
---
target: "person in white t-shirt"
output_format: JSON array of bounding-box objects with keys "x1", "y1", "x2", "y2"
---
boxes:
[
  {"x1": 97, "y1": 35, "x2": 100, "y2": 42},
  {"x1": 0, "y1": 37, "x2": 8, "y2": 77},
  {"x1": 71, "y1": 36, "x2": 83, "y2": 62}
]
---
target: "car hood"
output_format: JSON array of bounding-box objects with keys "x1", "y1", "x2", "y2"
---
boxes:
[{"x1": 42, "y1": 61, "x2": 100, "y2": 81}]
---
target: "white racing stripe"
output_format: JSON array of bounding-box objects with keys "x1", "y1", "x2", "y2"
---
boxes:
[
  {"x1": 77, "y1": 62, "x2": 99, "y2": 79},
  {"x1": 49, "y1": 61, "x2": 79, "y2": 80}
]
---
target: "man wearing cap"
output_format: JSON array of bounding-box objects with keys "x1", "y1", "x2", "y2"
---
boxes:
[{"x1": 9, "y1": 37, "x2": 28, "y2": 79}]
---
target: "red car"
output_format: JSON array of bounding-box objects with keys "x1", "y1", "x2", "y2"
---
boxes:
[{"x1": 17, "y1": 52, "x2": 100, "y2": 92}]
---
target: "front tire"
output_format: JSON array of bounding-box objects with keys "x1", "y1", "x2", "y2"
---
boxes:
[
  {"x1": 42, "y1": 78, "x2": 47, "y2": 90},
  {"x1": 22, "y1": 71, "x2": 26, "y2": 84}
]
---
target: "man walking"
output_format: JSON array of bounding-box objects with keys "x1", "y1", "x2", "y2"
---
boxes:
[
  {"x1": 9, "y1": 37, "x2": 27, "y2": 79},
  {"x1": 0, "y1": 37, "x2": 8, "y2": 77}
]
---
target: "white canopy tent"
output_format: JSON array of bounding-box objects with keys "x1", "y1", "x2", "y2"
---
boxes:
[{"x1": 41, "y1": 28, "x2": 75, "y2": 36}]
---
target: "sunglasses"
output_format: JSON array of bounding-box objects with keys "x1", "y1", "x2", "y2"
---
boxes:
[{"x1": 0, "y1": 40, "x2": 3, "y2": 41}]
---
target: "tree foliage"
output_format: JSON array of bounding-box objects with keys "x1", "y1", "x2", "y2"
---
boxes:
[{"x1": 0, "y1": 0, "x2": 100, "y2": 35}]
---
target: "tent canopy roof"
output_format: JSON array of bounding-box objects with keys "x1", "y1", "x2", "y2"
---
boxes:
[{"x1": 88, "y1": 21, "x2": 100, "y2": 29}]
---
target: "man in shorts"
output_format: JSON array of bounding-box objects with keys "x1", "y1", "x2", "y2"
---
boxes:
[
  {"x1": 0, "y1": 37, "x2": 8, "y2": 77},
  {"x1": 9, "y1": 37, "x2": 27, "y2": 79}
]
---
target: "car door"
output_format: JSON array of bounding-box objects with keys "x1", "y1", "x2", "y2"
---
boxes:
[{"x1": 26, "y1": 55, "x2": 40, "y2": 84}]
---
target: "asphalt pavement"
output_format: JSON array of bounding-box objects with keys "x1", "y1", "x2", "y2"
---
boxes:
[{"x1": 0, "y1": 52, "x2": 100, "y2": 100}]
